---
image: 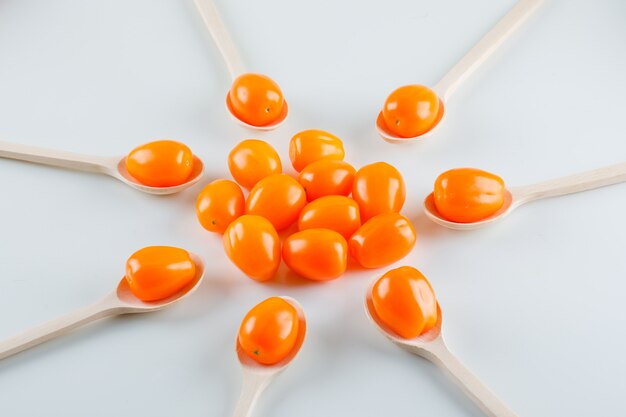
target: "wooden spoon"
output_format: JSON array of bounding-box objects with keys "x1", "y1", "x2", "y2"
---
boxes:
[
  {"x1": 0, "y1": 253, "x2": 205, "y2": 361},
  {"x1": 0, "y1": 140, "x2": 204, "y2": 195},
  {"x1": 377, "y1": 0, "x2": 543, "y2": 143},
  {"x1": 231, "y1": 296, "x2": 306, "y2": 417},
  {"x1": 365, "y1": 281, "x2": 518, "y2": 417},
  {"x1": 193, "y1": 0, "x2": 288, "y2": 131},
  {"x1": 424, "y1": 161, "x2": 626, "y2": 230}
]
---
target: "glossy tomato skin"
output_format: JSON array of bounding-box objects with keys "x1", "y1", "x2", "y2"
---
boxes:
[
  {"x1": 238, "y1": 297, "x2": 300, "y2": 365},
  {"x1": 382, "y1": 85, "x2": 440, "y2": 138},
  {"x1": 223, "y1": 215, "x2": 280, "y2": 281},
  {"x1": 289, "y1": 129, "x2": 345, "y2": 172},
  {"x1": 298, "y1": 196, "x2": 361, "y2": 240},
  {"x1": 229, "y1": 73, "x2": 284, "y2": 127},
  {"x1": 372, "y1": 266, "x2": 438, "y2": 339},
  {"x1": 349, "y1": 213, "x2": 416, "y2": 269},
  {"x1": 434, "y1": 168, "x2": 505, "y2": 223},
  {"x1": 196, "y1": 179, "x2": 244, "y2": 233},
  {"x1": 228, "y1": 139, "x2": 282, "y2": 190},
  {"x1": 125, "y1": 246, "x2": 196, "y2": 301},
  {"x1": 245, "y1": 174, "x2": 307, "y2": 231},
  {"x1": 125, "y1": 140, "x2": 194, "y2": 187},
  {"x1": 352, "y1": 162, "x2": 406, "y2": 221},
  {"x1": 298, "y1": 159, "x2": 355, "y2": 201},
  {"x1": 283, "y1": 229, "x2": 348, "y2": 281}
]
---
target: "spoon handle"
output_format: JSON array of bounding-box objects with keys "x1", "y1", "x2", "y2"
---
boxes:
[
  {"x1": 426, "y1": 338, "x2": 518, "y2": 417},
  {"x1": 231, "y1": 371, "x2": 272, "y2": 417},
  {"x1": 0, "y1": 140, "x2": 116, "y2": 174},
  {"x1": 512, "y1": 161, "x2": 626, "y2": 204},
  {"x1": 0, "y1": 295, "x2": 122, "y2": 361},
  {"x1": 193, "y1": 0, "x2": 246, "y2": 79},
  {"x1": 433, "y1": 0, "x2": 543, "y2": 101}
]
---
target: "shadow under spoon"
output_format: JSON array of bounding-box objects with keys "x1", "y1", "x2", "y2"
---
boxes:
[{"x1": 0, "y1": 253, "x2": 205, "y2": 361}]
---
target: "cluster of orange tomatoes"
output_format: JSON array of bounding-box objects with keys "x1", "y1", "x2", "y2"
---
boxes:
[{"x1": 195, "y1": 129, "x2": 417, "y2": 282}]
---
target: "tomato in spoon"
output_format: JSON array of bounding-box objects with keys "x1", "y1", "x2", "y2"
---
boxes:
[
  {"x1": 228, "y1": 73, "x2": 285, "y2": 127},
  {"x1": 125, "y1": 140, "x2": 194, "y2": 187},
  {"x1": 434, "y1": 168, "x2": 505, "y2": 223},
  {"x1": 382, "y1": 85, "x2": 440, "y2": 138},
  {"x1": 372, "y1": 266, "x2": 438, "y2": 339},
  {"x1": 238, "y1": 297, "x2": 300, "y2": 365},
  {"x1": 125, "y1": 246, "x2": 197, "y2": 302}
]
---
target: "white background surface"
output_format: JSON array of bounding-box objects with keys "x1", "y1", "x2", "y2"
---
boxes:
[{"x1": 0, "y1": 0, "x2": 625, "y2": 416}]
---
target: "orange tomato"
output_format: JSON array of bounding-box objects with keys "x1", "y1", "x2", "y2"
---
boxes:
[
  {"x1": 228, "y1": 73, "x2": 284, "y2": 127},
  {"x1": 349, "y1": 213, "x2": 416, "y2": 269},
  {"x1": 238, "y1": 297, "x2": 300, "y2": 365},
  {"x1": 298, "y1": 196, "x2": 360, "y2": 240},
  {"x1": 434, "y1": 168, "x2": 505, "y2": 223},
  {"x1": 372, "y1": 266, "x2": 438, "y2": 339},
  {"x1": 283, "y1": 229, "x2": 347, "y2": 281},
  {"x1": 352, "y1": 162, "x2": 406, "y2": 221},
  {"x1": 196, "y1": 179, "x2": 244, "y2": 233},
  {"x1": 125, "y1": 246, "x2": 196, "y2": 301},
  {"x1": 382, "y1": 85, "x2": 440, "y2": 138},
  {"x1": 245, "y1": 174, "x2": 307, "y2": 231},
  {"x1": 289, "y1": 129, "x2": 345, "y2": 172},
  {"x1": 223, "y1": 215, "x2": 280, "y2": 281},
  {"x1": 228, "y1": 139, "x2": 282, "y2": 190},
  {"x1": 125, "y1": 140, "x2": 194, "y2": 187},
  {"x1": 298, "y1": 159, "x2": 355, "y2": 201}
]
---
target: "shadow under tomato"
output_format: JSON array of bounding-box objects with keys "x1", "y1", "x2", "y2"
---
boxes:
[
  {"x1": 277, "y1": 222, "x2": 300, "y2": 240},
  {"x1": 345, "y1": 255, "x2": 375, "y2": 273},
  {"x1": 409, "y1": 210, "x2": 449, "y2": 239},
  {"x1": 263, "y1": 263, "x2": 325, "y2": 289}
]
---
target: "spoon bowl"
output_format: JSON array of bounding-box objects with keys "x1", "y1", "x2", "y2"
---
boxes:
[
  {"x1": 423, "y1": 189, "x2": 515, "y2": 231},
  {"x1": 365, "y1": 282, "x2": 443, "y2": 348},
  {"x1": 226, "y1": 93, "x2": 289, "y2": 132},
  {"x1": 115, "y1": 155, "x2": 205, "y2": 195},
  {"x1": 364, "y1": 276, "x2": 519, "y2": 417},
  {"x1": 115, "y1": 252, "x2": 206, "y2": 310}
]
